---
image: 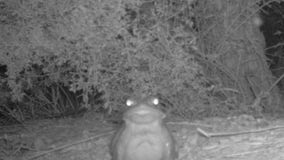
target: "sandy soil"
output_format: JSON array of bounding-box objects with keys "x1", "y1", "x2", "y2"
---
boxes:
[{"x1": 1, "y1": 113, "x2": 284, "y2": 160}]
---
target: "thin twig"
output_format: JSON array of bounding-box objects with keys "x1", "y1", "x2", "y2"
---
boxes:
[
  {"x1": 224, "y1": 144, "x2": 284, "y2": 158},
  {"x1": 197, "y1": 125, "x2": 284, "y2": 138},
  {"x1": 167, "y1": 121, "x2": 213, "y2": 128},
  {"x1": 26, "y1": 130, "x2": 114, "y2": 160}
]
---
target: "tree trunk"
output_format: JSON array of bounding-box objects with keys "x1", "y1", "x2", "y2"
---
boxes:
[{"x1": 196, "y1": 0, "x2": 281, "y2": 113}]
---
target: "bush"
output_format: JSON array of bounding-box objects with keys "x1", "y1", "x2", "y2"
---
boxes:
[{"x1": 0, "y1": 0, "x2": 223, "y2": 122}]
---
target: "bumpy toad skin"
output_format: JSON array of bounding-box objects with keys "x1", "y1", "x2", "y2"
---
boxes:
[{"x1": 110, "y1": 96, "x2": 177, "y2": 160}]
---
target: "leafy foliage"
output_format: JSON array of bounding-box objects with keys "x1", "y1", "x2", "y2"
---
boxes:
[{"x1": 0, "y1": 0, "x2": 225, "y2": 121}]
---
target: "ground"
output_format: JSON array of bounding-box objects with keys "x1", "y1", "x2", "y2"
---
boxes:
[{"x1": 1, "y1": 113, "x2": 284, "y2": 160}]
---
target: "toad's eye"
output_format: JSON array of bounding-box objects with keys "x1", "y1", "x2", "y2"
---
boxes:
[
  {"x1": 152, "y1": 98, "x2": 159, "y2": 105},
  {"x1": 126, "y1": 99, "x2": 135, "y2": 106}
]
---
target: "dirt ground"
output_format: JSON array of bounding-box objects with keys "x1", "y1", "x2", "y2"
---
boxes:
[{"x1": 1, "y1": 112, "x2": 284, "y2": 160}]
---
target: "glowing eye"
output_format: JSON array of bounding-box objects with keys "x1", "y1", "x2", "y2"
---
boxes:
[
  {"x1": 126, "y1": 99, "x2": 134, "y2": 106},
  {"x1": 153, "y1": 98, "x2": 159, "y2": 105}
]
